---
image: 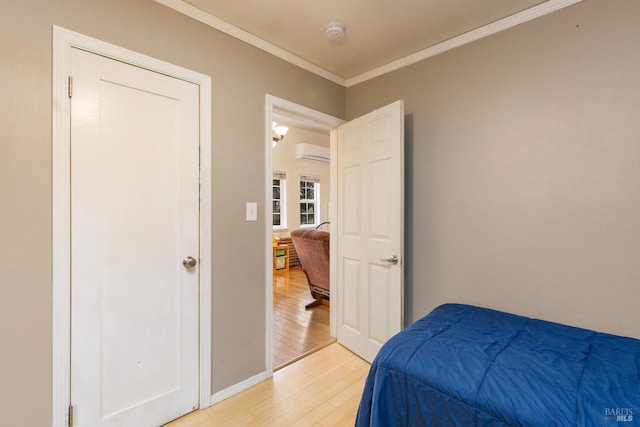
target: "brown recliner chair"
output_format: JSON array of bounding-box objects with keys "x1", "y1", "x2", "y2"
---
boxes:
[{"x1": 290, "y1": 228, "x2": 330, "y2": 309}]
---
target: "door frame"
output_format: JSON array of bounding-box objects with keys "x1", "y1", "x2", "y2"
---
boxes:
[
  {"x1": 264, "y1": 95, "x2": 344, "y2": 373},
  {"x1": 52, "y1": 26, "x2": 213, "y2": 427}
]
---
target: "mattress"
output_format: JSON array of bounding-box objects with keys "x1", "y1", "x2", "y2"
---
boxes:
[{"x1": 356, "y1": 303, "x2": 640, "y2": 426}]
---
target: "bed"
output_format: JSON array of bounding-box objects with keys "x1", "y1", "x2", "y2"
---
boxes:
[{"x1": 356, "y1": 303, "x2": 640, "y2": 426}]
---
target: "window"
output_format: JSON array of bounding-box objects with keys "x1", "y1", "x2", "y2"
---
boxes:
[
  {"x1": 273, "y1": 171, "x2": 287, "y2": 229},
  {"x1": 300, "y1": 174, "x2": 320, "y2": 227}
]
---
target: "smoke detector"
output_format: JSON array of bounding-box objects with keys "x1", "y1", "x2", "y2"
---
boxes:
[{"x1": 325, "y1": 22, "x2": 345, "y2": 41}]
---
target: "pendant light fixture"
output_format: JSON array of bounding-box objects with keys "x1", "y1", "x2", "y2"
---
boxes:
[{"x1": 272, "y1": 122, "x2": 289, "y2": 147}]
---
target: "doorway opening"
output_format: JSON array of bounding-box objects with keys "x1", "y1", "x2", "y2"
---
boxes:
[{"x1": 265, "y1": 96, "x2": 344, "y2": 372}]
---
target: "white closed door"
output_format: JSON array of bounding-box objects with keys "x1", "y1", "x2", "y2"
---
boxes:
[
  {"x1": 70, "y1": 47, "x2": 200, "y2": 426},
  {"x1": 336, "y1": 100, "x2": 404, "y2": 363}
]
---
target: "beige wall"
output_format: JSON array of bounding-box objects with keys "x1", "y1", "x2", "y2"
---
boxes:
[
  {"x1": 272, "y1": 127, "x2": 331, "y2": 239},
  {"x1": 347, "y1": 0, "x2": 640, "y2": 338},
  {"x1": 0, "y1": 0, "x2": 344, "y2": 424},
  {"x1": 3, "y1": 0, "x2": 640, "y2": 424}
]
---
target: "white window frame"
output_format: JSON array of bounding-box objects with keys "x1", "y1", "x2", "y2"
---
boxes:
[
  {"x1": 299, "y1": 177, "x2": 320, "y2": 228},
  {"x1": 272, "y1": 173, "x2": 287, "y2": 230}
]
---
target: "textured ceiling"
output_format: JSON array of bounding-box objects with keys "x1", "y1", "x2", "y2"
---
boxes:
[
  {"x1": 182, "y1": 0, "x2": 546, "y2": 79},
  {"x1": 154, "y1": 0, "x2": 582, "y2": 85}
]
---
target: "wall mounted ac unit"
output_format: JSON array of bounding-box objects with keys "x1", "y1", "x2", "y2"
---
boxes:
[{"x1": 295, "y1": 143, "x2": 330, "y2": 163}]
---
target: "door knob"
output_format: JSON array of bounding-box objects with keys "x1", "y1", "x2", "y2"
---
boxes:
[
  {"x1": 380, "y1": 255, "x2": 398, "y2": 265},
  {"x1": 183, "y1": 256, "x2": 197, "y2": 269}
]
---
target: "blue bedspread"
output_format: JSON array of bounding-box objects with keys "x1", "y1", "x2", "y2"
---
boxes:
[{"x1": 356, "y1": 304, "x2": 640, "y2": 426}]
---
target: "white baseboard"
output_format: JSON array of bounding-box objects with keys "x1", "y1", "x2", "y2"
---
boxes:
[{"x1": 210, "y1": 371, "x2": 270, "y2": 405}]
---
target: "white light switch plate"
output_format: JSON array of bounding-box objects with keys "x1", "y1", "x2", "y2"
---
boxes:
[{"x1": 246, "y1": 202, "x2": 257, "y2": 221}]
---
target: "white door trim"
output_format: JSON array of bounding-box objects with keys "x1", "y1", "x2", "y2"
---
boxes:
[
  {"x1": 52, "y1": 26, "x2": 212, "y2": 427},
  {"x1": 264, "y1": 95, "x2": 344, "y2": 373}
]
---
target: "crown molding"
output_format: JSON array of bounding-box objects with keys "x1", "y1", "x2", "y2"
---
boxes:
[
  {"x1": 154, "y1": 0, "x2": 347, "y2": 87},
  {"x1": 155, "y1": 0, "x2": 583, "y2": 88},
  {"x1": 346, "y1": 0, "x2": 583, "y2": 87}
]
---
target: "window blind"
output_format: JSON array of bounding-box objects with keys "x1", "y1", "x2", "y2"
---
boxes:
[
  {"x1": 273, "y1": 170, "x2": 286, "y2": 180},
  {"x1": 300, "y1": 174, "x2": 320, "y2": 183}
]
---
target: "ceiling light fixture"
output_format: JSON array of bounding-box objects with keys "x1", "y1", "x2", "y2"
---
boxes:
[
  {"x1": 272, "y1": 122, "x2": 289, "y2": 147},
  {"x1": 325, "y1": 22, "x2": 345, "y2": 41}
]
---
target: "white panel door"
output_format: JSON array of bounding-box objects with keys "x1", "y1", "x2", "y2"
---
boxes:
[
  {"x1": 336, "y1": 100, "x2": 404, "y2": 363},
  {"x1": 70, "y1": 47, "x2": 200, "y2": 426}
]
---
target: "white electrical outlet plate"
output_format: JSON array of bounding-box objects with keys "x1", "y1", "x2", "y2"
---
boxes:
[{"x1": 246, "y1": 202, "x2": 257, "y2": 221}]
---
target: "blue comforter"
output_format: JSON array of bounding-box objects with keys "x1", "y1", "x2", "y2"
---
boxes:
[{"x1": 356, "y1": 304, "x2": 640, "y2": 426}]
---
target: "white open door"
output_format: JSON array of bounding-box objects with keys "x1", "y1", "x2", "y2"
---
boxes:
[
  {"x1": 336, "y1": 100, "x2": 404, "y2": 363},
  {"x1": 69, "y1": 47, "x2": 200, "y2": 426}
]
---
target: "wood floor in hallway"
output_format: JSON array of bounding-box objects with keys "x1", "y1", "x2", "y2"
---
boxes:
[{"x1": 272, "y1": 266, "x2": 333, "y2": 369}]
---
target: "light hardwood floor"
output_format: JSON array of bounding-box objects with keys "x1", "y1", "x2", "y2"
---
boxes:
[
  {"x1": 164, "y1": 343, "x2": 370, "y2": 427},
  {"x1": 273, "y1": 266, "x2": 333, "y2": 369}
]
